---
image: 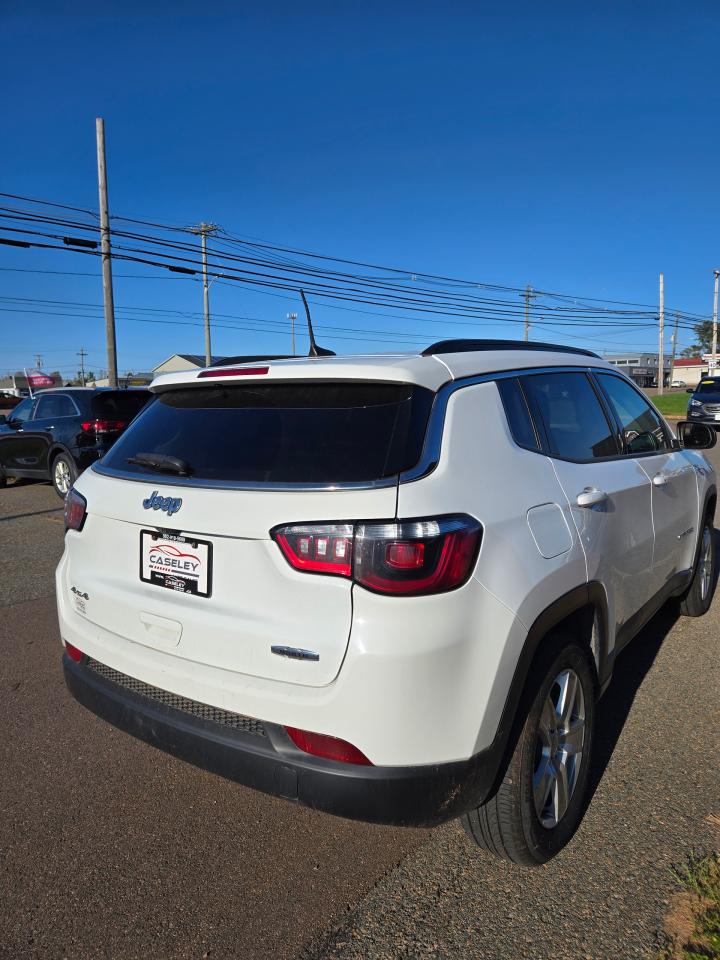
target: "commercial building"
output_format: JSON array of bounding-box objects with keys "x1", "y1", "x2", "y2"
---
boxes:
[{"x1": 603, "y1": 353, "x2": 671, "y2": 388}]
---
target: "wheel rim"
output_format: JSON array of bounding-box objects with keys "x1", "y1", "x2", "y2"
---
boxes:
[
  {"x1": 533, "y1": 668, "x2": 586, "y2": 829},
  {"x1": 698, "y1": 526, "x2": 713, "y2": 601},
  {"x1": 54, "y1": 460, "x2": 71, "y2": 495}
]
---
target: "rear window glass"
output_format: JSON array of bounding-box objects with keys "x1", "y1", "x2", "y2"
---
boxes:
[
  {"x1": 102, "y1": 382, "x2": 434, "y2": 483},
  {"x1": 496, "y1": 378, "x2": 539, "y2": 450},
  {"x1": 93, "y1": 390, "x2": 152, "y2": 419}
]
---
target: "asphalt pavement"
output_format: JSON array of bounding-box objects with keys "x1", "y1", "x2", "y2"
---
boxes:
[{"x1": 1, "y1": 464, "x2": 719, "y2": 959}]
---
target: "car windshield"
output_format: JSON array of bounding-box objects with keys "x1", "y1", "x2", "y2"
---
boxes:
[
  {"x1": 101, "y1": 382, "x2": 435, "y2": 483},
  {"x1": 694, "y1": 380, "x2": 720, "y2": 394}
]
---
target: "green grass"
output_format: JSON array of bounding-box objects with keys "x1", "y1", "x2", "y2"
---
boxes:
[
  {"x1": 649, "y1": 393, "x2": 690, "y2": 417},
  {"x1": 660, "y1": 852, "x2": 720, "y2": 959}
]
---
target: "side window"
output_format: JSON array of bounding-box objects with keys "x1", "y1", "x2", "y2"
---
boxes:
[
  {"x1": 521, "y1": 372, "x2": 618, "y2": 461},
  {"x1": 496, "y1": 378, "x2": 539, "y2": 450},
  {"x1": 8, "y1": 397, "x2": 35, "y2": 423},
  {"x1": 34, "y1": 394, "x2": 77, "y2": 419},
  {"x1": 595, "y1": 373, "x2": 670, "y2": 454}
]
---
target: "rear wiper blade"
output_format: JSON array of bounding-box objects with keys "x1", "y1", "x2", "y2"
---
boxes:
[{"x1": 126, "y1": 452, "x2": 192, "y2": 476}]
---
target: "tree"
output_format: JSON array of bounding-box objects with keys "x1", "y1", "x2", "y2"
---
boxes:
[{"x1": 682, "y1": 320, "x2": 714, "y2": 357}]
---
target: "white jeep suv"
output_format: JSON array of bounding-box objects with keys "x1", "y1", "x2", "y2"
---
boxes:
[{"x1": 56, "y1": 340, "x2": 717, "y2": 865}]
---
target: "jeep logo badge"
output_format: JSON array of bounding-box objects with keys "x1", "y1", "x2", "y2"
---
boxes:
[{"x1": 143, "y1": 490, "x2": 183, "y2": 517}]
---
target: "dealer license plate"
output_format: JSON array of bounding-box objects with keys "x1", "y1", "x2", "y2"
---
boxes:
[{"x1": 140, "y1": 530, "x2": 212, "y2": 597}]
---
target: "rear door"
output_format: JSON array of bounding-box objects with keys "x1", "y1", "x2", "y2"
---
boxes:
[
  {"x1": 0, "y1": 396, "x2": 49, "y2": 476},
  {"x1": 521, "y1": 370, "x2": 654, "y2": 637},
  {"x1": 67, "y1": 380, "x2": 433, "y2": 687},
  {"x1": 594, "y1": 372, "x2": 698, "y2": 592}
]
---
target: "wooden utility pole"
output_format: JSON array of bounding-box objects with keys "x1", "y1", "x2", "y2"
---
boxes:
[
  {"x1": 658, "y1": 272, "x2": 665, "y2": 395},
  {"x1": 96, "y1": 118, "x2": 118, "y2": 388},
  {"x1": 712, "y1": 270, "x2": 719, "y2": 371},
  {"x1": 191, "y1": 223, "x2": 219, "y2": 366},
  {"x1": 77, "y1": 347, "x2": 87, "y2": 386},
  {"x1": 523, "y1": 285, "x2": 534, "y2": 342},
  {"x1": 669, "y1": 314, "x2": 679, "y2": 387}
]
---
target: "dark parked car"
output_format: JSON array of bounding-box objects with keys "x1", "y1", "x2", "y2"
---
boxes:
[
  {"x1": 686, "y1": 376, "x2": 720, "y2": 427},
  {"x1": 0, "y1": 387, "x2": 152, "y2": 497},
  {"x1": 0, "y1": 391, "x2": 23, "y2": 409}
]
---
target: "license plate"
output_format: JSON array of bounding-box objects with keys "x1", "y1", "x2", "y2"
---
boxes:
[
  {"x1": 140, "y1": 530, "x2": 212, "y2": 597},
  {"x1": 715, "y1": 414, "x2": 720, "y2": 421}
]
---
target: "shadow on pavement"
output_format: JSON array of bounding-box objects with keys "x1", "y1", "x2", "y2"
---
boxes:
[{"x1": 586, "y1": 527, "x2": 719, "y2": 806}]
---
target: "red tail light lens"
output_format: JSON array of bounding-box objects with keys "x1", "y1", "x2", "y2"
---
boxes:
[
  {"x1": 355, "y1": 517, "x2": 481, "y2": 595},
  {"x1": 64, "y1": 489, "x2": 87, "y2": 531},
  {"x1": 285, "y1": 726, "x2": 372, "y2": 765},
  {"x1": 64, "y1": 642, "x2": 83, "y2": 662},
  {"x1": 198, "y1": 366, "x2": 269, "y2": 378},
  {"x1": 81, "y1": 419, "x2": 127, "y2": 435},
  {"x1": 274, "y1": 523, "x2": 354, "y2": 576},
  {"x1": 271, "y1": 515, "x2": 481, "y2": 596}
]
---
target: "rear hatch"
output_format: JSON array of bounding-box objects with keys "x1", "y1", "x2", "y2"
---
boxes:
[{"x1": 68, "y1": 380, "x2": 433, "y2": 686}]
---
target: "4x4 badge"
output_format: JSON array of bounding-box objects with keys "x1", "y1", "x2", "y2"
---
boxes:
[{"x1": 143, "y1": 490, "x2": 183, "y2": 517}]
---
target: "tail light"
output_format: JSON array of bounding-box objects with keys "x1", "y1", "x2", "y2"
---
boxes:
[
  {"x1": 64, "y1": 642, "x2": 83, "y2": 662},
  {"x1": 81, "y1": 419, "x2": 127, "y2": 435},
  {"x1": 285, "y1": 726, "x2": 372, "y2": 765},
  {"x1": 64, "y1": 488, "x2": 87, "y2": 531},
  {"x1": 272, "y1": 514, "x2": 481, "y2": 596}
]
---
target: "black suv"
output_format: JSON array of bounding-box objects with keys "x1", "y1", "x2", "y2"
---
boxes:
[
  {"x1": 0, "y1": 388, "x2": 151, "y2": 497},
  {"x1": 686, "y1": 376, "x2": 720, "y2": 428}
]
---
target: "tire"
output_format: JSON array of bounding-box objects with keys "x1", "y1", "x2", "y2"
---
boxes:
[
  {"x1": 679, "y1": 514, "x2": 717, "y2": 617},
  {"x1": 462, "y1": 638, "x2": 596, "y2": 866},
  {"x1": 51, "y1": 453, "x2": 77, "y2": 499},
  {"x1": 0, "y1": 465, "x2": 6, "y2": 489}
]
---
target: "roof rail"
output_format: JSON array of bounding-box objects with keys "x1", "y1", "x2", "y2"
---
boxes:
[{"x1": 421, "y1": 339, "x2": 600, "y2": 360}]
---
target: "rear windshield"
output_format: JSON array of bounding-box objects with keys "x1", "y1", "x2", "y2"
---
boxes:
[
  {"x1": 101, "y1": 382, "x2": 434, "y2": 483},
  {"x1": 694, "y1": 380, "x2": 720, "y2": 394},
  {"x1": 93, "y1": 390, "x2": 152, "y2": 419}
]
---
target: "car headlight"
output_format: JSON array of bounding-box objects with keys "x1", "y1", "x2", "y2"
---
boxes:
[{"x1": 690, "y1": 399, "x2": 702, "y2": 406}]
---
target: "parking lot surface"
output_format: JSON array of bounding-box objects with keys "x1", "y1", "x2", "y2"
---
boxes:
[{"x1": 1, "y1": 467, "x2": 719, "y2": 959}]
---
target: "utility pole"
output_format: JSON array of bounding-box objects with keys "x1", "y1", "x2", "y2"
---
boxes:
[
  {"x1": 522, "y1": 285, "x2": 536, "y2": 341},
  {"x1": 658, "y1": 272, "x2": 665, "y2": 395},
  {"x1": 191, "y1": 222, "x2": 219, "y2": 366},
  {"x1": 669, "y1": 314, "x2": 679, "y2": 387},
  {"x1": 77, "y1": 347, "x2": 87, "y2": 386},
  {"x1": 96, "y1": 118, "x2": 118, "y2": 388},
  {"x1": 35, "y1": 354, "x2": 43, "y2": 370},
  {"x1": 288, "y1": 312, "x2": 298, "y2": 356},
  {"x1": 712, "y1": 269, "x2": 719, "y2": 372}
]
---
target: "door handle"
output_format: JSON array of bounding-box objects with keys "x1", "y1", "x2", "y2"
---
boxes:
[
  {"x1": 652, "y1": 473, "x2": 669, "y2": 487},
  {"x1": 576, "y1": 487, "x2": 608, "y2": 507}
]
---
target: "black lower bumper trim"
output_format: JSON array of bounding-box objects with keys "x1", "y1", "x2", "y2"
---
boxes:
[{"x1": 63, "y1": 654, "x2": 504, "y2": 827}]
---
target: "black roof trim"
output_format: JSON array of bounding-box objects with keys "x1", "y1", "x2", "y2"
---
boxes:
[{"x1": 421, "y1": 339, "x2": 600, "y2": 360}]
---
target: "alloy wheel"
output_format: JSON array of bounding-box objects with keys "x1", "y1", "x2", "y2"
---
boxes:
[
  {"x1": 698, "y1": 526, "x2": 713, "y2": 602},
  {"x1": 533, "y1": 668, "x2": 586, "y2": 829},
  {"x1": 54, "y1": 459, "x2": 71, "y2": 496}
]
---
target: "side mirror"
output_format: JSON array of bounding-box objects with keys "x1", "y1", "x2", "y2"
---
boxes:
[
  {"x1": 676, "y1": 421, "x2": 717, "y2": 450},
  {"x1": 686, "y1": 388, "x2": 694, "y2": 394}
]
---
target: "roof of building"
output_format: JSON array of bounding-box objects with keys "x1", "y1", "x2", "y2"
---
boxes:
[
  {"x1": 673, "y1": 357, "x2": 704, "y2": 367},
  {"x1": 153, "y1": 354, "x2": 227, "y2": 371}
]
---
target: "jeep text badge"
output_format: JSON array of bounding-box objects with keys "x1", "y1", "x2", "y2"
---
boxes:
[{"x1": 143, "y1": 490, "x2": 183, "y2": 517}]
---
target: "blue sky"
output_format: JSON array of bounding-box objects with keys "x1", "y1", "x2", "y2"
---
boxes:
[{"x1": 2, "y1": 1, "x2": 719, "y2": 379}]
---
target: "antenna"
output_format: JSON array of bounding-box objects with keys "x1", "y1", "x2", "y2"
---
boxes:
[{"x1": 300, "y1": 290, "x2": 335, "y2": 357}]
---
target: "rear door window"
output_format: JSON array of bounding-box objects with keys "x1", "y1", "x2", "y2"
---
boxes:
[
  {"x1": 33, "y1": 394, "x2": 77, "y2": 419},
  {"x1": 521, "y1": 371, "x2": 618, "y2": 461},
  {"x1": 102, "y1": 382, "x2": 434, "y2": 484}
]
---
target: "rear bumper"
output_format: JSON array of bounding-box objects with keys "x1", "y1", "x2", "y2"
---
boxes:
[{"x1": 63, "y1": 653, "x2": 505, "y2": 827}]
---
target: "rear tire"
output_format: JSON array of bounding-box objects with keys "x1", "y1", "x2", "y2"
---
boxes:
[
  {"x1": 461, "y1": 638, "x2": 596, "y2": 866},
  {"x1": 51, "y1": 453, "x2": 77, "y2": 499},
  {"x1": 0, "y1": 464, "x2": 6, "y2": 489},
  {"x1": 679, "y1": 515, "x2": 716, "y2": 617}
]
